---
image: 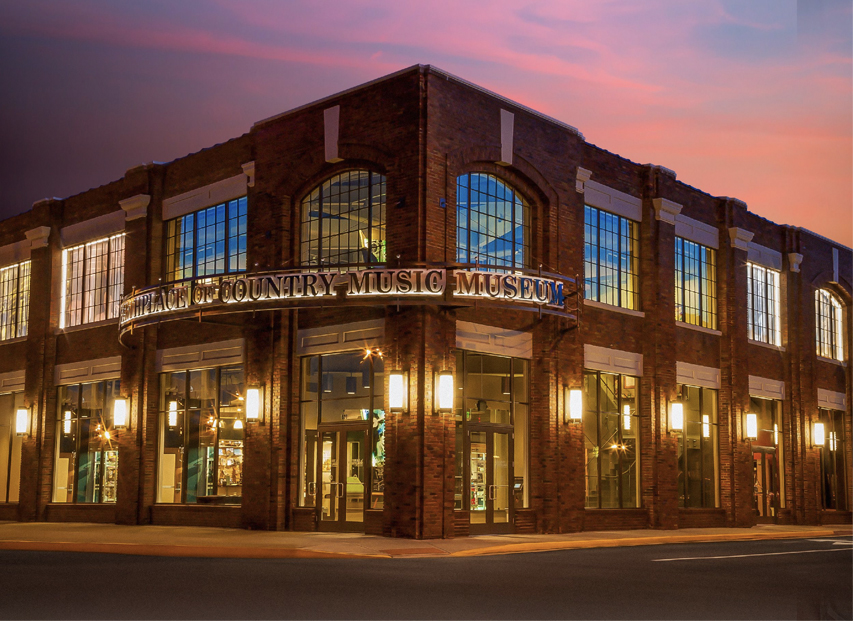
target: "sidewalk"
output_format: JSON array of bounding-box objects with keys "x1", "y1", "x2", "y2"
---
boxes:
[{"x1": 0, "y1": 521, "x2": 849, "y2": 559}]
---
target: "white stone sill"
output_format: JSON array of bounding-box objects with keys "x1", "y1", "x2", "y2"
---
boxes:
[
  {"x1": 583, "y1": 298, "x2": 645, "y2": 318},
  {"x1": 675, "y1": 321, "x2": 722, "y2": 336},
  {"x1": 55, "y1": 318, "x2": 119, "y2": 335},
  {"x1": 748, "y1": 339, "x2": 786, "y2": 352},
  {"x1": 0, "y1": 336, "x2": 27, "y2": 346},
  {"x1": 817, "y1": 356, "x2": 847, "y2": 368}
]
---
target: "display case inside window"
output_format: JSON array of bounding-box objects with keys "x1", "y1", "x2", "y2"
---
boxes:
[
  {"x1": 52, "y1": 379, "x2": 122, "y2": 504},
  {"x1": 0, "y1": 392, "x2": 24, "y2": 502},
  {"x1": 156, "y1": 366, "x2": 244, "y2": 504}
]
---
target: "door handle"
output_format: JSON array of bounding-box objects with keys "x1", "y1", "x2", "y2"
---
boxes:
[
  {"x1": 488, "y1": 485, "x2": 495, "y2": 500},
  {"x1": 337, "y1": 482, "x2": 345, "y2": 498}
]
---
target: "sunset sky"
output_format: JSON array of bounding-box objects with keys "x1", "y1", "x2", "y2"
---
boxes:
[{"x1": 0, "y1": 0, "x2": 850, "y2": 246}]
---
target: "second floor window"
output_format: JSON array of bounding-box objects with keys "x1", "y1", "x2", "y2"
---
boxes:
[
  {"x1": 0, "y1": 260, "x2": 31, "y2": 341},
  {"x1": 747, "y1": 262, "x2": 781, "y2": 346},
  {"x1": 62, "y1": 234, "x2": 125, "y2": 328},
  {"x1": 456, "y1": 173, "x2": 529, "y2": 269},
  {"x1": 815, "y1": 289, "x2": 844, "y2": 361},
  {"x1": 675, "y1": 237, "x2": 717, "y2": 329},
  {"x1": 584, "y1": 205, "x2": 639, "y2": 309},
  {"x1": 166, "y1": 197, "x2": 247, "y2": 281}
]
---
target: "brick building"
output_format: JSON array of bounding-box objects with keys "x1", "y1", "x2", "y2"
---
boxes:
[{"x1": 0, "y1": 65, "x2": 849, "y2": 537}]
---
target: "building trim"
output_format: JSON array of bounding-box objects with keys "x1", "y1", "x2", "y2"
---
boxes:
[
  {"x1": 157, "y1": 339, "x2": 245, "y2": 373},
  {"x1": 60, "y1": 211, "x2": 125, "y2": 247},
  {"x1": 297, "y1": 320, "x2": 384, "y2": 356},
  {"x1": 675, "y1": 214, "x2": 719, "y2": 249},
  {"x1": 749, "y1": 375, "x2": 785, "y2": 400},
  {"x1": 584, "y1": 344, "x2": 643, "y2": 377},
  {"x1": 576, "y1": 167, "x2": 592, "y2": 193},
  {"x1": 25, "y1": 227, "x2": 51, "y2": 250},
  {"x1": 584, "y1": 180, "x2": 642, "y2": 222},
  {"x1": 54, "y1": 356, "x2": 122, "y2": 386},
  {"x1": 583, "y1": 298, "x2": 645, "y2": 318},
  {"x1": 676, "y1": 361, "x2": 721, "y2": 389},
  {"x1": 728, "y1": 227, "x2": 754, "y2": 251},
  {"x1": 652, "y1": 198, "x2": 683, "y2": 225},
  {"x1": 675, "y1": 321, "x2": 722, "y2": 336},
  {"x1": 788, "y1": 253, "x2": 804, "y2": 273},
  {"x1": 747, "y1": 241, "x2": 783, "y2": 271},
  {"x1": 817, "y1": 388, "x2": 847, "y2": 410},
  {"x1": 0, "y1": 369, "x2": 25, "y2": 393},
  {"x1": 162, "y1": 174, "x2": 248, "y2": 221},
  {"x1": 0, "y1": 240, "x2": 31, "y2": 266},
  {"x1": 119, "y1": 194, "x2": 150, "y2": 222},
  {"x1": 498, "y1": 109, "x2": 514, "y2": 166},
  {"x1": 456, "y1": 320, "x2": 532, "y2": 359}
]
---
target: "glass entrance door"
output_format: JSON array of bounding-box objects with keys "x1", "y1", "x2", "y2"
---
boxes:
[
  {"x1": 318, "y1": 428, "x2": 366, "y2": 531},
  {"x1": 469, "y1": 427, "x2": 513, "y2": 534},
  {"x1": 753, "y1": 449, "x2": 779, "y2": 522}
]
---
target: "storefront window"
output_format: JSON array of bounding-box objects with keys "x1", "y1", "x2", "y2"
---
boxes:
[
  {"x1": 676, "y1": 385, "x2": 719, "y2": 508},
  {"x1": 750, "y1": 397, "x2": 785, "y2": 519},
  {"x1": 53, "y1": 380, "x2": 122, "y2": 503},
  {"x1": 819, "y1": 409, "x2": 848, "y2": 511},
  {"x1": 299, "y1": 352, "x2": 385, "y2": 509},
  {"x1": 0, "y1": 392, "x2": 24, "y2": 502},
  {"x1": 454, "y1": 352, "x2": 529, "y2": 513},
  {"x1": 583, "y1": 371, "x2": 640, "y2": 508},
  {"x1": 156, "y1": 366, "x2": 244, "y2": 504}
]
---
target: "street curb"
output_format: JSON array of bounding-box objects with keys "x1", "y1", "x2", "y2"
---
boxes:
[{"x1": 448, "y1": 530, "x2": 846, "y2": 557}]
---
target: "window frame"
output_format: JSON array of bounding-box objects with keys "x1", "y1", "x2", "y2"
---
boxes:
[
  {"x1": 746, "y1": 262, "x2": 781, "y2": 346},
  {"x1": 60, "y1": 233, "x2": 125, "y2": 329},
  {"x1": 675, "y1": 384, "x2": 720, "y2": 508},
  {"x1": 818, "y1": 408, "x2": 848, "y2": 511},
  {"x1": 675, "y1": 237, "x2": 717, "y2": 329},
  {"x1": 584, "y1": 205, "x2": 640, "y2": 310},
  {"x1": 0, "y1": 260, "x2": 31, "y2": 341},
  {"x1": 456, "y1": 172, "x2": 530, "y2": 270},
  {"x1": 164, "y1": 197, "x2": 247, "y2": 282},
  {"x1": 815, "y1": 288, "x2": 844, "y2": 361}
]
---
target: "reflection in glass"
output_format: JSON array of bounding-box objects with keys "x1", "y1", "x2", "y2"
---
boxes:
[
  {"x1": 676, "y1": 385, "x2": 719, "y2": 508},
  {"x1": 0, "y1": 392, "x2": 24, "y2": 502}
]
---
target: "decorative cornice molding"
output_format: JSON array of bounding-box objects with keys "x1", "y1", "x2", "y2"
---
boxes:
[
  {"x1": 728, "y1": 227, "x2": 754, "y2": 251},
  {"x1": 119, "y1": 194, "x2": 150, "y2": 221},
  {"x1": 652, "y1": 198, "x2": 683, "y2": 225},
  {"x1": 787, "y1": 252, "x2": 804, "y2": 273},
  {"x1": 576, "y1": 167, "x2": 592, "y2": 193},
  {"x1": 242, "y1": 161, "x2": 256, "y2": 188},
  {"x1": 25, "y1": 226, "x2": 51, "y2": 250}
]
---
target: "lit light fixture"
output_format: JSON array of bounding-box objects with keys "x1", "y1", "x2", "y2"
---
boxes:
[
  {"x1": 63, "y1": 410, "x2": 72, "y2": 435},
  {"x1": 564, "y1": 387, "x2": 582, "y2": 423},
  {"x1": 15, "y1": 407, "x2": 29, "y2": 437},
  {"x1": 234, "y1": 419, "x2": 244, "y2": 430},
  {"x1": 322, "y1": 373, "x2": 333, "y2": 393},
  {"x1": 745, "y1": 413, "x2": 758, "y2": 441},
  {"x1": 113, "y1": 398, "x2": 128, "y2": 430},
  {"x1": 501, "y1": 376, "x2": 511, "y2": 396},
  {"x1": 345, "y1": 376, "x2": 357, "y2": 395},
  {"x1": 436, "y1": 371, "x2": 454, "y2": 413},
  {"x1": 103, "y1": 430, "x2": 111, "y2": 440},
  {"x1": 813, "y1": 422, "x2": 826, "y2": 447},
  {"x1": 773, "y1": 423, "x2": 779, "y2": 446},
  {"x1": 622, "y1": 404, "x2": 631, "y2": 431},
  {"x1": 168, "y1": 400, "x2": 178, "y2": 428},
  {"x1": 670, "y1": 401, "x2": 684, "y2": 433},
  {"x1": 702, "y1": 414, "x2": 710, "y2": 439},
  {"x1": 246, "y1": 386, "x2": 262, "y2": 422},
  {"x1": 829, "y1": 431, "x2": 837, "y2": 452},
  {"x1": 389, "y1": 371, "x2": 408, "y2": 412}
]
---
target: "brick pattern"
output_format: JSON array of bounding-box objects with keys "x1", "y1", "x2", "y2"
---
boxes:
[{"x1": 0, "y1": 65, "x2": 849, "y2": 537}]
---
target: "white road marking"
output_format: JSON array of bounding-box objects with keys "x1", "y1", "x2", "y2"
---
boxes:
[
  {"x1": 653, "y1": 548, "x2": 852, "y2": 562},
  {"x1": 806, "y1": 538, "x2": 853, "y2": 545}
]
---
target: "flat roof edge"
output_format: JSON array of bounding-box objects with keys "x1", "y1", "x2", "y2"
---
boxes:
[{"x1": 795, "y1": 226, "x2": 853, "y2": 253}]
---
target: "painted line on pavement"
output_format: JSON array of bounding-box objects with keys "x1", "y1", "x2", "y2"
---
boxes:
[{"x1": 653, "y1": 548, "x2": 852, "y2": 562}]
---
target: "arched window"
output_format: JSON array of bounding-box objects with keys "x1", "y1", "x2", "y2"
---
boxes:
[
  {"x1": 457, "y1": 173, "x2": 530, "y2": 269},
  {"x1": 815, "y1": 288, "x2": 844, "y2": 361},
  {"x1": 301, "y1": 170, "x2": 386, "y2": 268}
]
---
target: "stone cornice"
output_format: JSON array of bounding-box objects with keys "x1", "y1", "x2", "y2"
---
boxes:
[
  {"x1": 652, "y1": 198, "x2": 683, "y2": 225},
  {"x1": 787, "y1": 252, "x2": 804, "y2": 273},
  {"x1": 25, "y1": 226, "x2": 51, "y2": 250},
  {"x1": 242, "y1": 161, "x2": 256, "y2": 188},
  {"x1": 728, "y1": 227, "x2": 754, "y2": 251},
  {"x1": 119, "y1": 194, "x2": 150, "y2": 221},
  {"x1": 576, "y1": 167, "x2": 592, "y2": 193}
]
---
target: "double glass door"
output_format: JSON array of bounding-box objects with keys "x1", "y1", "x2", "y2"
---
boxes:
[
  {"x1": 469, "y1": 427, "x2": 513, "y2": 534},
  {"x1": 317, "y1": 427, "x2": 367, "y2": 531},
  {"x1": 753, "y1": 448, "x2": 780, "y2": 522}
]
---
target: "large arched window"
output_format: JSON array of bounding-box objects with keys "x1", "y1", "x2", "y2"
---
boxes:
[
  {"x1": 457, "y1": 173, "x2": 530, "y2": 269},
  {"x1": 301, "y1": 170, "x2": 386, "y2": 268},
  {"x1": 815, "y1": 288, "x2": 844, "y2": 361}
]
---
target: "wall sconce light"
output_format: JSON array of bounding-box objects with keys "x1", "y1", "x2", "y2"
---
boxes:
[
  {"x1": 113, "y1": 398, "x2": 128, "y2": 430},
  {"x1": 813, "y1": 422, "x2": 826, "y2": 447},
  {"x1": 745, "y1": 413, "x2": 758, "y2": 441},
  {"x1": 15, "y1": 407, "x2": 29, "y2": 437},
  {"x1": 669, "y1": 401, "x2": 684, "y2": 433},
  {"x1": 168, "y1": 400, "x2": 178, "y2": 428},
  {"x1": 389, "y1": 371, "x2": 408, "y2": 412},
  {"x1": 622, "y1": 404, "x2": 631, "y2": 431},
  {"x1": 564, "y1": 387, "x2": 582, "y2": 423},
  {"x1": 435, "y1": 370, "x2": 454, "y2": 413},
  {"x1": 246, "y1": 386, "x2": 262, "y2": 422}
]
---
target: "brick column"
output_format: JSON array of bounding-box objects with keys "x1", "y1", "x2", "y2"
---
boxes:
[
  {"x1": 557, "y1": 319, "x2": 585, "y2": 533},
  {"x1": 242, "y1": 321, "x2": 274, "y2": 529}
]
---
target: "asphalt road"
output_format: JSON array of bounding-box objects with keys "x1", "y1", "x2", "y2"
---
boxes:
[{"x1": 0, "y1": 536, "x2": 850, "y2": 620}]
